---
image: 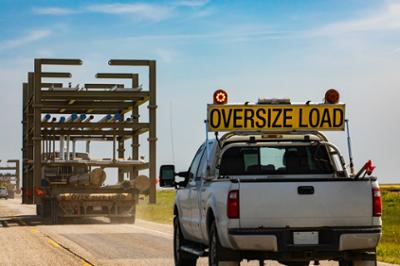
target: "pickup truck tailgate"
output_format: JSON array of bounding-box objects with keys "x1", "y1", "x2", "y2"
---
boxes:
[{"x1": 239, "y1": 180, "x2": 373, "y2": 228}]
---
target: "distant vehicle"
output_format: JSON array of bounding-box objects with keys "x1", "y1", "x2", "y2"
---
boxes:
[
  {"x1": 159, "y1": 89, "x2": 381, "y2": 266},
  {"x1": 0, "y1": 187, "x2": 9, "y2": 199}
]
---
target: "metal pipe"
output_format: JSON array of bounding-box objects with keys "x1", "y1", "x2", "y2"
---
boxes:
[
  {"x1": 77, "y1": 113, "x2": 87, "y2": 122},
  {"x1": 39, "y1": 58, "x2": 82, "y2": 65},
  {"x1": 72, "y1": 140, "x2": 76, "y2": 159},
  {"x1": 41, "y1": 72, "x2": 72, "y2": 78},
  {"x1": 66, "y1": 113, "x2": 78, "y2": 122},
  {"x1": 109, "y1": 113, "x2": 122, "y2": 122},
  {"x1": 42, "y1": 114, "x2": 51, "y2": 122},
  {"x1": 82, "y1": 115, "x2": 94, "y2": 122},
  {"x1": 66, "y1": 135, "x2": 70, "y2": 160},
  {"x1": 113, "y1": 135, "x2": 116, "y2": 161},
  {"x1": 84, "y1": 83, "x2": 124, "y2": 89},
  {"x1": 52, "y1": 133, "x2": 56, "y2": 160},
  {"x1": 98, "y1": 114, "x2": 112, "y2": 123},
  {"x1": 59, "y1": 136, "x2": 65, "y2": 160},
  {"x1": 86, "y1": 141, "x2": 90, "y2": 154}
]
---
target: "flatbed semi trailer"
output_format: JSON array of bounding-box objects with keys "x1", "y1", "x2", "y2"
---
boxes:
[{"x1": 21, "y1": 58, "x2": 157, "y2": 223}]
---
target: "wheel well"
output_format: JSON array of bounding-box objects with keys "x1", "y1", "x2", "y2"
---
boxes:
[{"x1": 206, "y1": 209, "x2": 215, "y2": 235}]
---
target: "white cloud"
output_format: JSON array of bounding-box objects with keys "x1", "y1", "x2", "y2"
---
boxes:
[
  {"x1": 155, "y1": 48, "x2": 176, "y2": 63},
  {"x1": 175, "y1": 0, "x2": 210, "y2": 7},
  {"x1": 86, "y1": 3, "x2": 173, "y2": 21},
  {"x1": 33, "y1": 7, "x2": 76, "y2": 15},
  {"x1": 0, "y1": 29, "x2": 52, "y2": 50},
  {"x1": 308, "y1": 2, "x2": 400, "y2": 36},
  {"x1": 119, "y1": 27, "x2": 284, "y2": 42},
  {"x1": 33, "y1": 2, "x2": 210, "y2": 22}
]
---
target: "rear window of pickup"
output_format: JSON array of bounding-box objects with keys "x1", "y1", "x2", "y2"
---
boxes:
[{"x1": 219, "y1": 145, "x2": 333, "y2": 175}]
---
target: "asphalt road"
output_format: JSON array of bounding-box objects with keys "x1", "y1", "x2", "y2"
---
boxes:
[{"x1": 0, "y1": 198, "x2": 395, "y2": 266}]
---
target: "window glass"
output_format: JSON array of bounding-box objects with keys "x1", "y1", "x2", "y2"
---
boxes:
[
  {"x1": 243, "y1": 148, "x2": 259, "y2": 172},
  {"x1": 195, "y1": 151, "x2": 207, "y2": 181},
  {"x1": 188, "y1": 145, "x2": 205, "y2": 182},
  {"x1": 220, "y1": 144, "x2": 333, "y2": 175},
  {"x1": 260, "y1": 147, "x2": 285, "y2": 169}
]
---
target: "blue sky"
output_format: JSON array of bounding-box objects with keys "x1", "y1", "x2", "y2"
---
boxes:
[{"x1": 0, "y1": 0, "x2": 399, "y2": 183}]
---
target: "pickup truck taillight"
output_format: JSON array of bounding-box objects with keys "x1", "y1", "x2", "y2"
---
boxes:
[
  {"x1": 372, "y1": 187, "x2": 382, "y2": 217},
  {"x1": 227, "y1": 190, "x2": 239, "y2": 219}
]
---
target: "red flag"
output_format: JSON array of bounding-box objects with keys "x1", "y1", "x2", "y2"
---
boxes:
[{"x1": 365, "y1": 160, "x2": 376, "y2": 175}]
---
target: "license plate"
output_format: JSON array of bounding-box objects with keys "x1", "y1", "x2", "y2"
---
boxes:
[
  {"x1": 293, "y1": 231, "x2": 319, "y2": 245},
  {"x1": 93, "y1": 206, "x2": 102, "y2": 211}
]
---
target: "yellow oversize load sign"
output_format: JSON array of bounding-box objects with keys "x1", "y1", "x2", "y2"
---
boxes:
[{"x1": 207, "y1": 104, "x2": 345, "y2": 132}]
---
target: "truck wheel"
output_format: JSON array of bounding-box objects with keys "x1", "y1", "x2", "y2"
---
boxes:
[
  {"x1": 352, "y1": 260, "x2": 377, "y2": 266},
  {"x1": 209, "y1": 221, "x2": 240, "y2": 266},
  {"x1": 50, "y1": 198, "x2": 59, "y2": 224},
  {"x1": 340, "y1": 259, "x2": 377, "y2": 266},
  {"x1": 173, "y1": 216, "x2": 197, "y2": 266},
  {"x1": 284, "y1": 262, "x2": 310, "y2": 266}
]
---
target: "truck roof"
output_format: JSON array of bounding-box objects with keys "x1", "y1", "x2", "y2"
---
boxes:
[{"x1": 219, "y1": 131, "x2": 327, "y2": 146}]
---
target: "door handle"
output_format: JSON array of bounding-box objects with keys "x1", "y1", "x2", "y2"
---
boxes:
[{"x1": 298, "y1": 186, "x2": 314, "y2": 195}]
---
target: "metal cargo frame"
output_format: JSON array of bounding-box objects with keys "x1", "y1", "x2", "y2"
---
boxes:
[{"x1": 21, "y1": 58, "x2": 157, "y2": 209}]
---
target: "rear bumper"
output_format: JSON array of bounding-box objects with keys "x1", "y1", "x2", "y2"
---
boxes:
[{"x1": 227, "y1": 226, "x2": 381, "y2": 256}]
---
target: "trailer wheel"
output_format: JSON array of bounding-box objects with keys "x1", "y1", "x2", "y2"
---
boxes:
[
  {"x1": 283, "y1": 262, "x2": 310, "y2": 266},
  {"x1": 110, "y1": 217, "x2": 136, "y2": 224},
  {"x1": 49, "y1": 198, "x2": 59, "y2": 224}
]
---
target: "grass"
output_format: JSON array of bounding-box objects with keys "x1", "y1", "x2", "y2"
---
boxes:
[
  {"x1": 136, "y1": 189, "x2": 176, "y2": 224},
  {"x1": 377, "y1": 185, "x2": 400, "y2": 264},
  {"x1": 137, "y1": 186, "x2": 400, "y2": 264}
]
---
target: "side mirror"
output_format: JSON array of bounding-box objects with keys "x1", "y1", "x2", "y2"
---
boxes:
[{"x1": 159, "y1": 165, "x2": 176, "y2": 187}]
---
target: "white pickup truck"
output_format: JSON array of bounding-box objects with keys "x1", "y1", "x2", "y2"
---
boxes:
[{"x1": 159, "y1": 91, "x2": 382, "y2": 266}]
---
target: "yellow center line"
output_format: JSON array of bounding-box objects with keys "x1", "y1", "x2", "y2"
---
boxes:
[
  {"x1": 82, "y1": 262, "x2": 92, "y2": 266},
  {"x1": 47, "y1": 239, "x2": 60, "y2": 248}
]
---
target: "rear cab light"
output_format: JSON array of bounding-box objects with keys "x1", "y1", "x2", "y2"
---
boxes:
[
  {"x1": 372, "y1": 187, "x2": 382, "y2": 217},
  {"x1": 227, "y1": 190, "x2": 239, "y2": 219}
]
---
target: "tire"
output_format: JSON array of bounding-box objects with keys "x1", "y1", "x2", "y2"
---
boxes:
[
  {"x1": 173, "y1": 216, "x2": 197, "y2": 266},
  {"x1": 209, "y1": 221, "x2": 240, "y2": 266},
  {"x1": 284, "y1": 262, "x2": 310, "y2": 266},
  {"x1": 110, "y1": 217, "x2": 135, "y2": 224},
  {"x1": 352, "y1": 260, "x2": 377, "y2": 266},
  {"x1": 50, "y1": 198, "x2": 59, "y2": 224},
  {"x1": 340, "y1": 259, "x2": 377, "y2": 266}
]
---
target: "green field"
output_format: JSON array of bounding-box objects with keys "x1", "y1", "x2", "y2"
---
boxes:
[
  {"x1": 377, "y1": 185, "x2": 400, "y2": 264},
  {"x1": 137, "y1": 186, "x2": 400, "y2": 264},
  {"x1": 136, "y1": 189, "x2": 176, "y2": 224}
]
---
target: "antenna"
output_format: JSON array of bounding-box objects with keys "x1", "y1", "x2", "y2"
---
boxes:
[
  {"x1": 169, "y1": 101, "x2": 176, "y2": 164},
  {"x1": 345, "y1": 119, "x2": 355, "y2": 176}
]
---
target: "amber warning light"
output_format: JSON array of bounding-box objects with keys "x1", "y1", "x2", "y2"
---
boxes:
[
  {"x1": 213, "y1": 89, "x2": 228, "y2": 104},
  {"x1": 325, "y1": 89, "x2": 340, "y2": 104}
]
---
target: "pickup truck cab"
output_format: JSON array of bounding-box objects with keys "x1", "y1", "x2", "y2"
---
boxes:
[{"x1": 160, "y1": 90, "x2": 381, "y2": 266}]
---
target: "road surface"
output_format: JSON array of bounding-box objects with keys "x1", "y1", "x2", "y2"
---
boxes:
[{"x1": 0, "y1": 198, "x2": 393, "y2": 266}]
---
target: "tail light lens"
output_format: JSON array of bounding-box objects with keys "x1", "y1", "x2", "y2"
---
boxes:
[
  {"x1": 372, "y1": 187, "x2": 382, "y2": 217},
  {"x1": 227, "y1": 190, "x2": 239, "y2": 219}
]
